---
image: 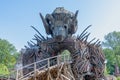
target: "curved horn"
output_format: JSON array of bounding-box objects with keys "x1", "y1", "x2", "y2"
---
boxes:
[
  {"x1": 39, "y1": 13, "x2": 51, "y2": 35},
  {"x1": 71, "y1": 10, "x2": 79, "y2": 34},
  {"x1": 74, "y1": 10, "x2": 79, "y2": 19}
]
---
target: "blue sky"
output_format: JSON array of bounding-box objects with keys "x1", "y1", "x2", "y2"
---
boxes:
[{"x1": 0, "y1": 0, "x2": 120, "y2": 51}]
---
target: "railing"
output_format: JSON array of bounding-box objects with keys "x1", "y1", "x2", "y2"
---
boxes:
[{"x1": 8, "y1": 54, "x2": 71, "y2": 80}]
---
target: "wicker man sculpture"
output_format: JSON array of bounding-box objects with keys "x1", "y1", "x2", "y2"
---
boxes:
[{"x1": 22, "y1": 7, "x2": 106, "y2": 80}]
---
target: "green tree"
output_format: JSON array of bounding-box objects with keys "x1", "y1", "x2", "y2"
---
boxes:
[
  {"x1": 103, "y1": 31, "x2": 120, "y2": 49},
  {"x1": 0, "y1": 64, "x2": 9, "y2": 75},
  {"x1": 102, "y1": 31, "x2": 120, "y2": 74},
  {"x1": 103, "y1": 48, "x2": 116, "y2": 74},
  {"x1": 0, "y1": 39, "x2": 19, "y2": 71}
]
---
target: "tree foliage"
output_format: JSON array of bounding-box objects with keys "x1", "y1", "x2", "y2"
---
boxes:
[
  {"x1": 103, "y1": 49, "x2": 116, "y2": 74},
  {"x1": 0, "y1": 39, "x2": 19, "y2": 70},
  {"x1": 102, "y1": 31, "x2": 120, "y2": 74},
  {"x1": 103, "y1": 31, "x2": 120, "y2": 49},
  {"x1": 0, "y1": 64, "x2": 9, "y2": 75}
]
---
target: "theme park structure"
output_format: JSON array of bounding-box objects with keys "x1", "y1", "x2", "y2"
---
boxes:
[{"x1": 20, "y1": 7, "x2": 106, "y2": 80}]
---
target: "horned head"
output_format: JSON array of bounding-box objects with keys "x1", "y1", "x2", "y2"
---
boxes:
[{"x1": 40, "y1": 7, "x2": 78, "y2": 42}]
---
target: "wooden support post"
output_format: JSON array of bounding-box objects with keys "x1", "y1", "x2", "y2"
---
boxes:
[
  {"x1": 16, "y1": 69, "x2": 18, "y2": 80},
  {"x1": 34, "y1": 62, "x2": 36, "y2": 80},
  {"x1": 67, "y1": 54, "x2": 69, "y2": 62},
  {"x1": 64, "y1": 54, "x2": 66, "y2": 62},
  {"x1": 48, "y1": 58, "x2": 50, "y2": 68},
  {"x1": 57, "y1": 55, "x2": 59, "y2": 65}
]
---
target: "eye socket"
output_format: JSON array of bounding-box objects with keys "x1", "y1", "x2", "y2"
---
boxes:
[
  {"x1": 48, "y1": 21, "x2": 52, "y2": 25},
  {"x1": 64, "y1": 25, "x2": 67, "y2": 29},
  {"x1": 51, "y1": 27, "x2": 54, "y2": 30}
]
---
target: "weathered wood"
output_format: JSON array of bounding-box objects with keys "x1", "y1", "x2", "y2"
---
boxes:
[{"x1": 21, "y1": 7, "x2": 106, "y2": 80}]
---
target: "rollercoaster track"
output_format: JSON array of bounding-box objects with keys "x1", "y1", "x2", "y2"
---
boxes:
[{"x1": 6, "y1": 54, "x2": 73, "y2": 80}]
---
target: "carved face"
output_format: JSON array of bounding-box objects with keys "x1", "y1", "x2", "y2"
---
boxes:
[
  {"x1": 40, "y1": 7, "x2": 78, "y2": 42},
  {"x1": 47, "y1": 14, "x2": 70, "y2": 42}
]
